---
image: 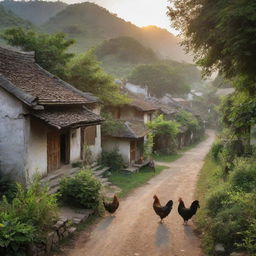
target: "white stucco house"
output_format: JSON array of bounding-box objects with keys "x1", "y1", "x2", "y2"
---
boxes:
[
  {"x1": 0, "y1": 46, "x2": 103, "y2": 182},
  {"x1": 102, "y1": 92, "x2": 158, "y2": 165}
]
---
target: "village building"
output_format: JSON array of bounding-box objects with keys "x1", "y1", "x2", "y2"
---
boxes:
[
  {"x1": 0, "y1": 46, "x2": 103, "y2": 182},
  {"x1": 102, "y1": 93, "x2": 158, "y2": 165}
]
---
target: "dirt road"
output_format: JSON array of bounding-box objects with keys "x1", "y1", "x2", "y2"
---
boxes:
[{"x1": 59, "y1": 130, "x2": 215, "y2": 256}]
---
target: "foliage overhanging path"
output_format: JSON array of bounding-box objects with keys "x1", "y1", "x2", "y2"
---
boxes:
[{"x1": 56, "y1": 130, "x2": 216, "y2": 256}]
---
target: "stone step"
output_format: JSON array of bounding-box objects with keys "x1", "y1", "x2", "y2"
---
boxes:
[
  {"x1": 91, "y1": 165, "x2": 102, "y2": 172},
  {"x1": 93, "y1": 167, "x2": 110, "y2": 177},
  {"x1": 123, "y1": 166, "x2": 139, "y2": 173}
]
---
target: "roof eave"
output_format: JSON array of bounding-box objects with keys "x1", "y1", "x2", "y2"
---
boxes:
[{"x1": 0, "y1": 75, "x2": 38, "y2": 107}]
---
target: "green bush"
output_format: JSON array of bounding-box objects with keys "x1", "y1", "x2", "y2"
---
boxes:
[
  {"x1": 237, "y1": 220, "x2": 256, "y2": 255},
  {"x1": 0, "y1": 173, "x2": 17, "y2": 201},
  {"x1": 0, "y1": 212, "x2": 35, "y2": 256},
  {"x1": 59, "y1": 170, "x2": 102, "y2": 209},
  {"x1": 211, "y1": 141, "x2": 224, "y2": 162},
  {"x1": 99, "y1": 148, "x2": 124, "y2": 172},
  {"x1": 230, "y1": 159, "x2": 256, "y2": 193},
  {"x1": 0, "y1": 177, "x2": 58, "y2": 255},
  {"x1": 205, "y1": 186, "x2": 230, "y2": 218}
]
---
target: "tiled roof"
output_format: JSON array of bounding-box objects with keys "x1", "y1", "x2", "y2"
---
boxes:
[
  {"x1": 0, "y1": 46, "x2": 97, "y2": 106},
  {"x1": 123, "y1": 91, "x2": 158, "y2": 112},
  {"x1": 146, "y1": 97, "x2": 178, "y2": 115},
  {"x1": 31, "y1": 107, "x2": 104, "y2": 129},
  {"x1": 104, "y1": 120, "x2": 149, "y2": 139}
]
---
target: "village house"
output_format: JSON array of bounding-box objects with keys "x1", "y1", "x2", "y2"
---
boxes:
[
  {"x1": 0, "y1": 46, "x2": 103, "y2": 182},
  {"x1": 102, "y1": 93, "x2": 158, "y2": 165},
  {"x1": 147, "y1": 96, "x2": 204, "y2": 150}
]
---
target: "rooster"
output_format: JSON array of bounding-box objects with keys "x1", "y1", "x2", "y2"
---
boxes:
[
  {"x1": 153, "y1": 195, "x2": 173, "y2": 223},
  {"x1": 103, "y1": 195, "x2": 119, "y2": 215},
  {"x1": 178, "y1": 198, "x2": 200, "y2": 225}
]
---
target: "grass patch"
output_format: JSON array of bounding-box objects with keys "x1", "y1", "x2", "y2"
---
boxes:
[{"x1": 108, "y1": 165, "x2": 167, "y2": 198}]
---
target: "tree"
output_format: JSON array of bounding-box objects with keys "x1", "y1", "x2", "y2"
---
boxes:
[
  {"x1": 147, "y1": 115, "x2": 180, "y2": 154},
  {"x1": 2, "y1": 27, "x2": 74, "y2": 77},
  {"x1": 168, "y1": 0, "x2": 256, "y2": 94},
  {"x1": 128, "y1": 63, "x2": 190, "y2": 97},
  {"x1": 168, "y1": 0, "x2": 256, "y2": 149},
  {"x1": 67, "y1": 50, "x2": 129, "y2": 105}
]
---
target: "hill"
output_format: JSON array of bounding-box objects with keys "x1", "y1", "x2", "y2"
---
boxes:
[
  {"x1": 1, "y1": 0, "x2": 67, "y2": 25},
  {"x1": 95, "y1": 36, "x2": 158, "y2": 77},
  {"x1": 43, "y1": 2, "x2": 191, "y2": 62},
  {"x1": 0, "y1": 4, "x2": 31, "y2": 29}
]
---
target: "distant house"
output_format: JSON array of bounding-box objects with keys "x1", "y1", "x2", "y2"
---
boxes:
[
  {"x1": 147, "y1": 96, "x2": 204, "y2": 150},
  {"x1": 0, "y1": 47, "x2": 103, "y2": 182},
  {"x1": 124, "y1": 82, "x2": 149, "y2": 97},
  {"x1": 102, "y1": 93, "x2": 158, "y2": 165}
]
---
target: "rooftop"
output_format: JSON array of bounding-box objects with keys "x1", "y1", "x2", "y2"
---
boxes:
[
  {"x1": 32, "y1": 107, "x2": 104, "y2": 129},
  {"x1": 0, "y1": 46, "x2": 97, "y2": 106},
  {"x1": 103, "y1": 120, "x2": 149, "y2": 139}
]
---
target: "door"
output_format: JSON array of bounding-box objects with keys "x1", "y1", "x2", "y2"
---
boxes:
[
  {"x1": 130, "y1": 141, "x2": 137, "y2": 163},
  {"x1": 47, "y1": 132, "x2": 61, "y2": 173}
]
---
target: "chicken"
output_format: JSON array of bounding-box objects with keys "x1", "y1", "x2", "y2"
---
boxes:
[
  {"x1": 103, "y1": 195, "x2": 119, "y2": 215},
  {"x1": 178, "y1": 198, "x2": 200, "y2": 225},
  {"x1": 153, "y1": 195, "x2": 173, "y2": 223}
]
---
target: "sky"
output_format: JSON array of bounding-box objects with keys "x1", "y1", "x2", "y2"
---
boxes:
[{"x1": 61, "y1": 0, "x2": 178, "y2": 35}]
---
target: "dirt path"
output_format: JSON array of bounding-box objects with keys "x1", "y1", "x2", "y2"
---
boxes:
[{"x1": 58, "y1": 130, "x2": 215, "y2": 256}]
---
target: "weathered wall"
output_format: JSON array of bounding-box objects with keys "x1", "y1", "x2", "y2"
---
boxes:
[
  {"x1": 26, "y1": 118, "x2": 48, "y2": 178},
  {"x1": 89, "y1": 105, "x2": 102, "y2": 159},
  {"x1": 143, "y1": 113, "x2": 152, "y2": 124},
  {"x1": 102, "y1": 137, "x2": 130, "y2": 164},
  {"x1": 0, "y1": 87, "x2": 28, "y2": 181},
  {"x1": 120, "y1": 106, "x2": 143, "y2": 121},
  {"x1": 70, "y1": 128, "x2": 81, "y2": 162},
  {"x1": 89, "y1": 125, "x2": 102, "y2": 159}
]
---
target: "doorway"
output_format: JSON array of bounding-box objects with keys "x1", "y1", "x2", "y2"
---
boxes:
[{"x1": 60, "y1": 132, "x2": 70, "y2": 165}]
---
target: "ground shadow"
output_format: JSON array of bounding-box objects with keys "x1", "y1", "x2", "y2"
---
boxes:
[
  {"x1": 95, "y1": 216, "x2": 115, "y2": 232},
  {"x1": 183, "y1": 224, "x2": 197, "y2": 240},
  {"x1": 155, "y1": 223, "x2": 171, "y2": 248}
]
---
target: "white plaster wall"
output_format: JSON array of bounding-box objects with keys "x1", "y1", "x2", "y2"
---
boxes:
[
  {"x1": 144, "y1": 113, "x2": 151, "y2": 124},
  {"x1": 102, "y1": 137, "x2": 130, "y2": 164},
  {"x1": 89, "y1": 124, "x2": 102, "y2": 159},
  {"x1": 0, "y1": 87, "x2": 28, "y2": 181},
  {"x1": 26, "y1": 118, "x2": 47, "y2": 178},
  {"x1": 70, "y1": 128, "x2": 81, "y2": 162}
]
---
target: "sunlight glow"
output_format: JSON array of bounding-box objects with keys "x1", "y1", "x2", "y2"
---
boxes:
[{"x1": 63, "y1": 0, "x2": 178, "y2": 35}]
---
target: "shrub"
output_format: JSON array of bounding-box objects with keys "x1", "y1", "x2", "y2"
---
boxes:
[
  {"x1": 99, "y1": 148, "x2": 124, "y2": 172},
  {"x1": 0, "y1": 173, "x2": 17, "y2": 201},
  {"x1": 230, "y1": 159, "x2": 256, "y2": 193},
  {"x1": 206, "y1": 186, "x2": 230, "y2": 218},
  {"x1": 59, "y1": 170, "x2": 102, "y2": 209},
  {"x1": 237, "y1": 220, "x2": 256, "y2": 254},
  {"x1": 0, "y1": 177, "x2": 58, "y2": 255},
  {"x1": 211, "y1": 141, "x2": 224, "y2": 162},
  {"x1": 143, "y1": 132, "x2": 154, "y2": 159},
  {"x1": 0, "y1": 212, "x2": 35, "y2": 256},
  {"x1": 9, "y1": 178, "x2": 58, "y2": 229}
]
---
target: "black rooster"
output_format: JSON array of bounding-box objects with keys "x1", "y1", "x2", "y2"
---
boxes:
[{"x1": 178, "y1": 198, "x2": 200, "y2": 225}]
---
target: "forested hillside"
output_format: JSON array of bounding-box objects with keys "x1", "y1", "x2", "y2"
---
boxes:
[
  {"x1": 0, "y1": 4, "x2": 31, "y2": 29},
  {"x1": 95, "y1": 37, "x2": 158, "y2": 77},
  {"x1": 43, "y1": 2, "x2": 191, "y2": 62},
  {"x1": 1, "y1": 0, "x2": 67, "y2": 25}
]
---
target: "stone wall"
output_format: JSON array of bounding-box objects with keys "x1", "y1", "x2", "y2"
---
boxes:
[{"x1": 28, "y1": 210, "x2": 94, "y2": 256}]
